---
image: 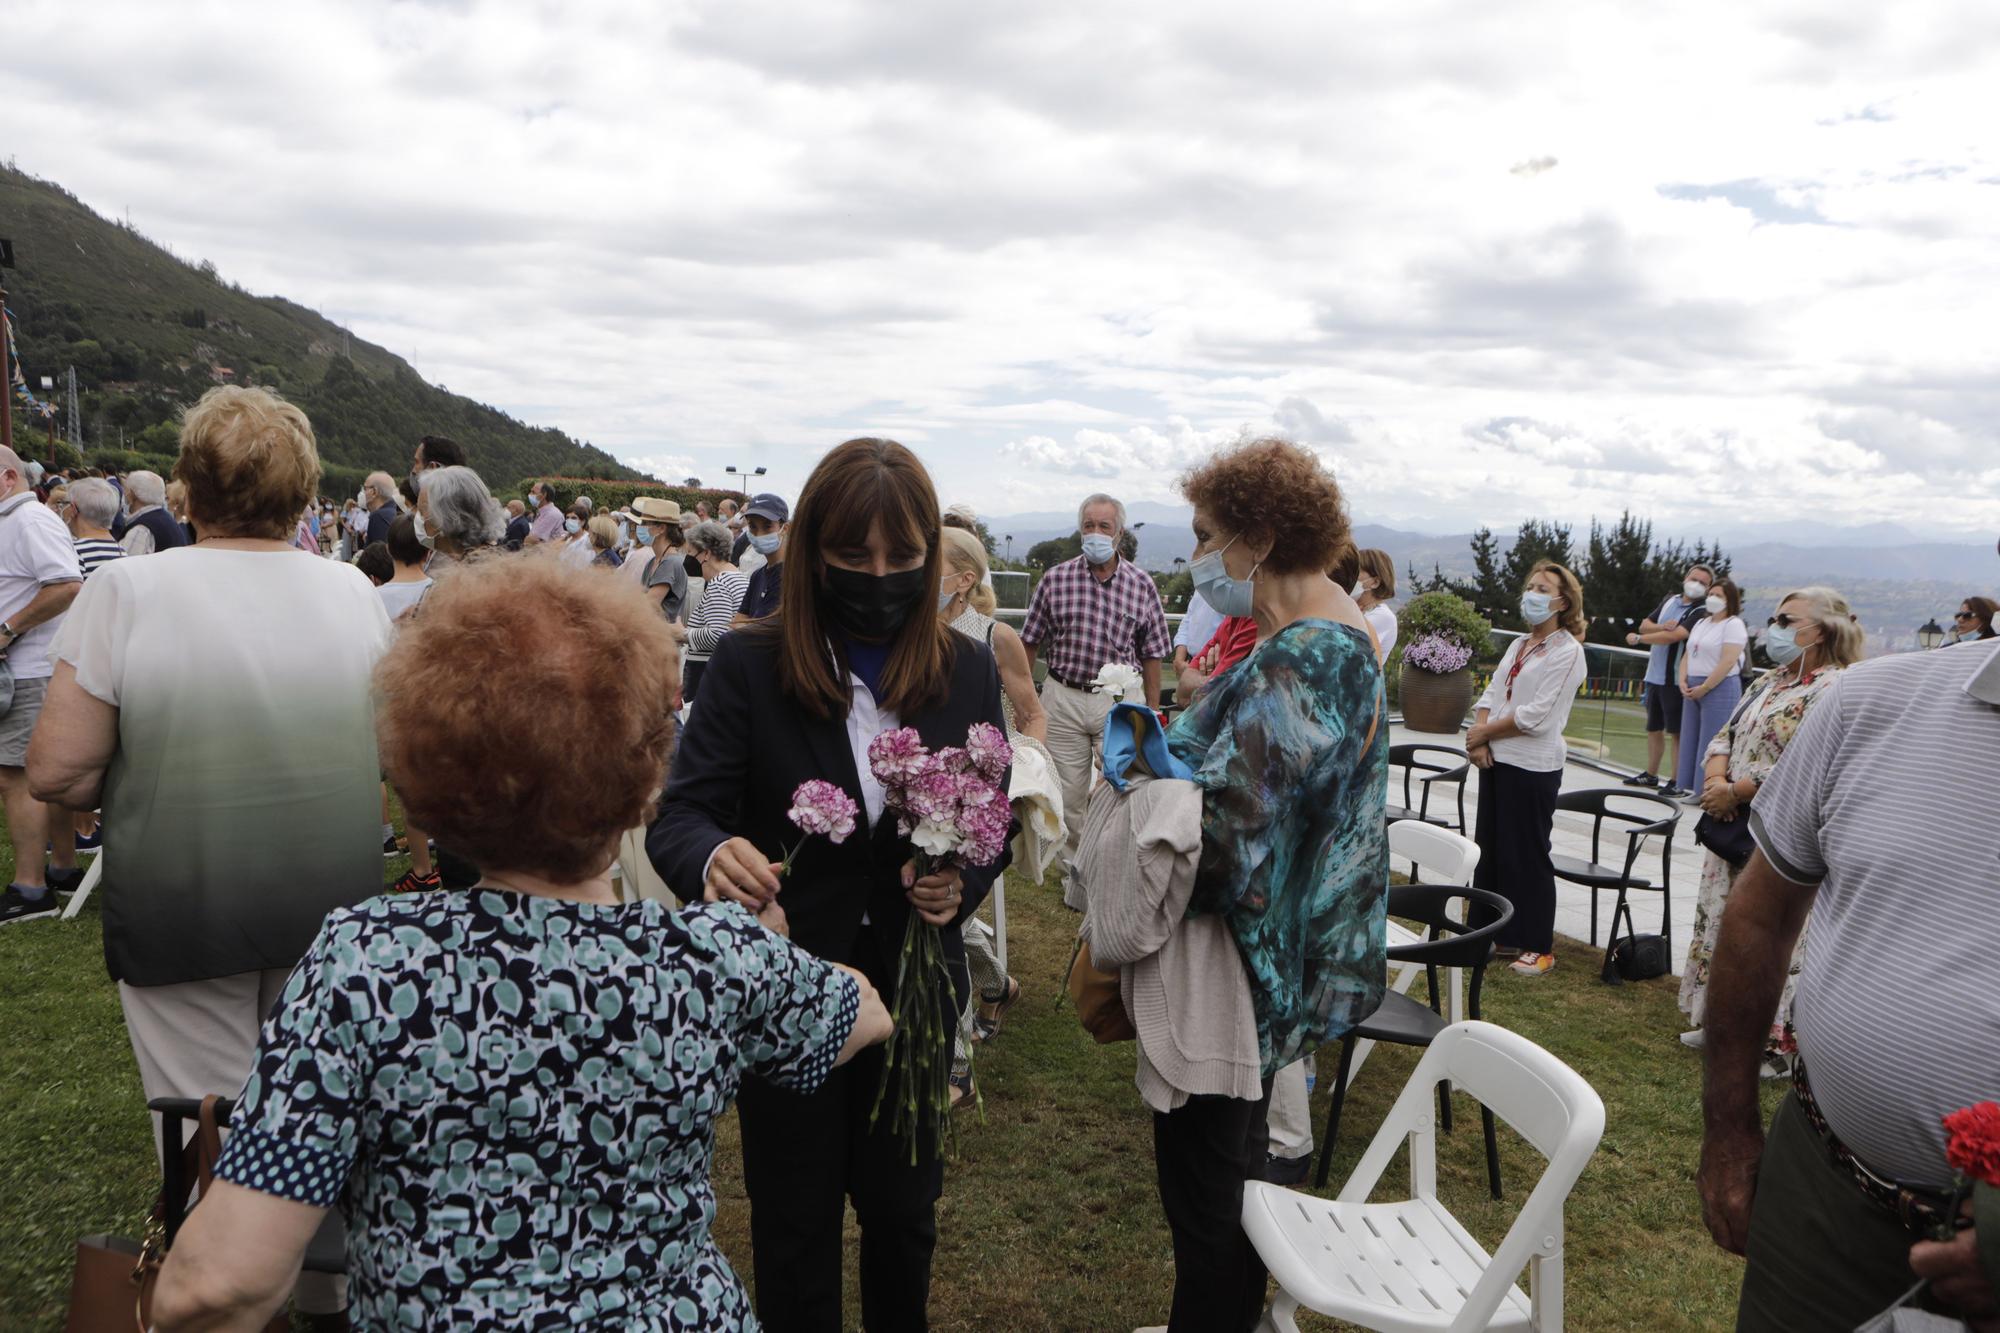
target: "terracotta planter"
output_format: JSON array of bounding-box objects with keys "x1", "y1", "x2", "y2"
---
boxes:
[{"x1": 1399, "y1": 664, "x2": 1473, "y2": 734}]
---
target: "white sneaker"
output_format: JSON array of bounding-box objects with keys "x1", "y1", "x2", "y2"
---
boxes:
[{"x1": 1679, "y1": 1029, "x2": 1705, "y2": 1049}]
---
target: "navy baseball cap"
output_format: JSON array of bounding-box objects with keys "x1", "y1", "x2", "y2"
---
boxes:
[{"x1": 745, "y1": 493, "x2": 789, "y2": 523}]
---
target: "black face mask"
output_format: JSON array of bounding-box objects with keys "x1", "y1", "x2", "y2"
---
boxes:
[{"x1": 823, "y1": 564, "x2": 929, "y2": 642}]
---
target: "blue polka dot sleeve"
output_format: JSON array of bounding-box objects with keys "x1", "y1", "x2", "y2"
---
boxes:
[
  {"x1": 215, "y1": 918, "x2": 367, "y2": 1208},
  {"x1": 712, "y1": 907, "x2": 862, "y2": 1093}
]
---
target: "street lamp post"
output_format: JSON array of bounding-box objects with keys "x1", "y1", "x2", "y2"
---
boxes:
[
  {"x1": 1004, "y1": 534, "x2": 1013, "y2": 563},
  {"x1": 1917, "y1": 619, "x2": 1946, "y2": 650},
  {"x1": 725, "y1": 464, "x2": 768, "y2": 495}
]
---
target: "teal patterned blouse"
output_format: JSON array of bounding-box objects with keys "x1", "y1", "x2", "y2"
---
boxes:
[
  {"x1": 1167, "y1": 619, "x2": 1389, "y2": 1076},
  {"x1": 215, "y1": 892, "x2": 858, "y2": 1330}
]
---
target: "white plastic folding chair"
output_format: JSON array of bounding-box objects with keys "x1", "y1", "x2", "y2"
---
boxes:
[
  {"x1": 59, "y1": 851, "x2": 104, "y2": 920},
  {"x1": 1245, "y1": 1021, "x2": 1605, "y2": 1332}
]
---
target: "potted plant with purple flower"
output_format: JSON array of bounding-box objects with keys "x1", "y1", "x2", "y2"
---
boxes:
[
  {"x1": 863, "y1": 722, "x2": 1013, "y2": 1161},
  {"x1": 1395, "y1": 591, "x2": 1493, "y2": 734}
]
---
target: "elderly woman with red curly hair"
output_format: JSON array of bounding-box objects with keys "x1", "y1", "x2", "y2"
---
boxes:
[
  {"x1": 146, "y1": 557, "x2": 891, "y2": 1332},
  {"x1": 1140, "y1": 437, "x2": 1388, "y2": 1332}
]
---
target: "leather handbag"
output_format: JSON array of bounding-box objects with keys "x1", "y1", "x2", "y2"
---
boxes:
[
  {"x1": 1066, "y1": 935, "x2": 1136, "y2": 1044},
  {"x1": 1694, "y1": 808, "x2": 1755, "y2": 869},
  {"x1": 64, "y1": 1096, "x2": 289, "y2": 1333}
]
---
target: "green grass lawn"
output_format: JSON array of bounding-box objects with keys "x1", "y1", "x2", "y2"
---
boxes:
[
  {"x1": 1563, "y1": 696, "x2": 1655, "y2": 772},
  {"x1": 1, "y1": 833, "x2": 1776, "y2": 1330}
]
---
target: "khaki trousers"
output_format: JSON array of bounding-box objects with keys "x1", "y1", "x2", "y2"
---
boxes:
[
  {"x1": 1040, "y1": 678, "x2": 1114, "y2": 890},
  {"x1": 120, "y1": 971, "x2": 348, "y2": 1315},
  {"x1": 1266, "y1": 1055, "x2": 1317, "y2": 1162}
]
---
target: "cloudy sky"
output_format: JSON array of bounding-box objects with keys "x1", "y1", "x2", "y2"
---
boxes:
[{"x1": 14, "y1": 1, "x2": 2000, "y2": 540}]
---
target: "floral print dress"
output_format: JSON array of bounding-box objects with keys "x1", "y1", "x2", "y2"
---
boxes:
[
  {"x1": 214, "y1": 892, "x2": 858, "y2": 1331},
  {"x1": 1166, "y1": 619, "x2": 1389, "y2": 1076},
  {"x1": 1678, "y1": 664, "x2": 1844, "y2": 1036}
]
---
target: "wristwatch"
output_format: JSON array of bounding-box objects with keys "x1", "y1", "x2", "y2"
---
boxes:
[{"x1": 0, "y1": 622, "x2": 17, "y2": 641}]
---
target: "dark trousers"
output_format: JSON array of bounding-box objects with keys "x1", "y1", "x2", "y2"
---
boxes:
[
  {"x1": 737, "y1": 931, "x2": 944, "y2": 1333},
  {"x1": 1471, "y1": 761, "x2": 1562, "y2": 953},
  {"x1": 1152, "y1": 1080, "x2": 1275, "y2": 1333},
  {"x1": 1737, "y1": 1093, "x2": 1936, "y2": 1331}
]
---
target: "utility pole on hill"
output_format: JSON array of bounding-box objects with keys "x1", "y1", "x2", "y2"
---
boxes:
[
  {"x1": 65, "y1": 366, "x2": 80, "y2": 451},
  {"x1": 0, "y1": 236, "x2": 14, "y2": 453}
]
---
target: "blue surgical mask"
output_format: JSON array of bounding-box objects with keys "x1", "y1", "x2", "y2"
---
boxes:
[
  {"x1": 1189, "y1": 536, "x2": 1256, "y2": 618},
  {"x1": 526, "y1": 494, "x2": 540, "y2": 510},
  {"x1": 635, "y1": 525, "x2": 653, "y2": 545},
  {"x1": 1764, "y1": 623, "x2": 1814, "y2": 667},
  {"x1": 937, "y1": 584, "x2": 957, "y2": 613},
  {"x1": 1080, "y1": 533, "x2": 1116, "y2": 565},
  {"x1": 749, "y1": 531, "x2": 782, "y2": 556},
  {"x1": 1519, "y1": 590, "x2": 1556, "y2": 625},
  {"x1": 564, "y1": 517, "x2": 581, "y2": 535}
]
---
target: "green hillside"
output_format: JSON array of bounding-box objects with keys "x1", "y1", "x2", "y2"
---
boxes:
[{"x1": 0, "y1": 166, "x2": 644, "y2": 496}]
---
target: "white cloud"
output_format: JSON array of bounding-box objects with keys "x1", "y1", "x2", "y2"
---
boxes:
[{"x1": 10, "y1": 0, "x2": 2000, "y2": 541}]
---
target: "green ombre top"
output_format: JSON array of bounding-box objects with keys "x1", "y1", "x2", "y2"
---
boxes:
[{"x1": 52, "y1": 546, "x2": 393, "y2": 986}]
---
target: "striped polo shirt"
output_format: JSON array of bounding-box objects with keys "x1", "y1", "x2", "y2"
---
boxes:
[
  {"x1": 74, "y1": 537, "x2": 125, "y2": 579},
  {"x1": 1749, "y1": 639, "x2": 2000, "y2": 1188}
]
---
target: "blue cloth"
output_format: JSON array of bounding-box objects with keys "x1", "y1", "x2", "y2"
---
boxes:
[
  {"x1": 1166, "y1": 619, "x2": 1389, "y2": 1076},
  {"x1": 1099, "y1": 701, "x2": 1196, "y2": 791},
  {"x1": 843, "y1": 637, "x2": 890, "y2": 698},
  {"x1": 1645, "y1": 594, "x2": 1686, "y2": 686},
  {"x1": 1676, "y1": 672, "x2": 1743, "y2": 791},
  {"x1": 215, "y1": 892, "x2": 859, "y2": 1329}
]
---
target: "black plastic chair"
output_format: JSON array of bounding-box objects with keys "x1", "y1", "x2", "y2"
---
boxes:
[
  {"x1": 1547, "y1": 789, "x2": 1681, "y2": 978},
  {"x1": 1314, "y1": 885, "x2": 1514, "y2": 1199},
  {"x1": 1384, "y1": 743, "x2": 1471, "y2": 833},
  {"x1": 150, "y1": 1096, "x2": 347, "y2": 1273}
]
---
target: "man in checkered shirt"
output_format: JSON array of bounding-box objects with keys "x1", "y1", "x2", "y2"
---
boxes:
[{"x1": 1020, "y1": 493, "x2": 1171, "y2": 889}]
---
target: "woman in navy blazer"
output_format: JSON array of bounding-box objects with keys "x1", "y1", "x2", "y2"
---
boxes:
[{"x1": 648, "y1": 437, "x2": 1010, "y2": 1333}]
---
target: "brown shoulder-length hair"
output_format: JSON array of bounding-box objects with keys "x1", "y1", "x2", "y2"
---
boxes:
[{"x1": 772, "y1": 438, "x2": 956, "y2": 720}]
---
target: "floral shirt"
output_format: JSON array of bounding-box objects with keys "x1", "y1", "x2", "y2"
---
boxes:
[
  {"x1": 1705, "y1": 662, "x2": 1845, "y2": 780},
  {"x1": 1167, "y1": 619, "x2": 1389, "y2": 1075},
  {"x1": 216, "y1": 892, "x2": 858, "y2": 1331}
]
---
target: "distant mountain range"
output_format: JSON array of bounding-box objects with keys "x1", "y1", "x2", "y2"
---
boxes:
[
  {"x1": 0, "y1": 166, "x2": 641, "y2": 494},
  {"x1": 984, "y1": 503, "x2": 1997, "y2": 649}
]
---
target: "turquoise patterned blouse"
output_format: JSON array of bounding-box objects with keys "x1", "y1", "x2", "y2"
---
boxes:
[
  {"x1": 215, "y1": 892, "x2": 858, "y2": 1330},
  {"x1": 1167, "y1": 619, "x2": 1389, "y2": 1076}
]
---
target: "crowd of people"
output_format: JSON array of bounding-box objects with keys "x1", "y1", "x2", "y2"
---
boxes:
[{"x1": 0, "y1": 382, "x2": 1994, "y2": 1332}]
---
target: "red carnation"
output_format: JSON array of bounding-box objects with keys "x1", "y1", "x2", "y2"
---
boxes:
[{"x1": 1942, "y1": 1101, "x2": 2000, "y2": 1187}]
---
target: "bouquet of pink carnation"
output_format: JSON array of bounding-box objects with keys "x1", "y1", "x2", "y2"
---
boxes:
[{"x1": 864, "y1": 722, "x2": 1013, "y2": 1159}]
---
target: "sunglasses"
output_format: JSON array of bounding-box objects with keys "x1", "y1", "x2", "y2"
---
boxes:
[
  {"x1": 1955, "y1": 611, "x2": 1979, "y2": 622},
  {"x1": 1769, "y1": 613, "x2": 1812, "y2": 629}
]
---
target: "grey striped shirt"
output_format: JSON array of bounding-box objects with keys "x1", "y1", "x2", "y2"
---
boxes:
[{"x1": 1749, "y1": 639, "x2": 2000, "y2": 1188}]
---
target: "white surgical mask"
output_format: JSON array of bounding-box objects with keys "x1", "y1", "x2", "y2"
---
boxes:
[
  {"x1": 1190, "y1": 536, "x2": 1256, "y2": 618},
  {"x1": 1683, "y1": 579, "x2": 1707, "y2": 601},
  {"x1": 526, "y1": 494, "x2": 540, "y2": 509},
  {"x1": 413, "y1": 508, "x2": 436, "y2": 551},
  {"x1": 1705, "y1": 595, "x2": 1727, "y2": 617},
  {"x1": 1080, "y1": 532, "x2": 1116, "y2": 565},
  {"x1": 1764, "y1": 623, "x2": 1806, "y2": 666},
  {"x1": 1350, "y1": 580, "x2": 1367, "y2": 598},
  {"x1": 1519, "y1": 590, "x2": 1556, "y2": 625}
]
